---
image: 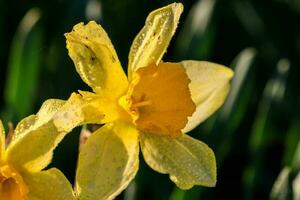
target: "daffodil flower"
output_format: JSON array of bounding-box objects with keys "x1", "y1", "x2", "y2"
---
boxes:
[
  {"x1": 55, "y1": 3, "x2": 233, "y2": 200},
  {"x1": 0, "y1": 100, "x2": 76, "y2": 200}
]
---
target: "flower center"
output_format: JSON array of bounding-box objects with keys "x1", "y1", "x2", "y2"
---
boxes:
[
  {"x1": 0, "y1": 164, "x2": 28, "y2": 200},
  {"x1": 119, "y1": 63, "x2": 196, "y2": 137}
]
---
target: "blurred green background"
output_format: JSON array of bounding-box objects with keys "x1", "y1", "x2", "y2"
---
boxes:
[{"x1": 1, "y1": 0, "x2": 300, "y2": 199}]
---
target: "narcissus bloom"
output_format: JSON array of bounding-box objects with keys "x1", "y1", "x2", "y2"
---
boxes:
[
  {"x1": 55, "y1": 3, "x2": 233, "y2": 200},
  {"x1": 0, "y1": 100, "x2": 76, "y2": 200}
]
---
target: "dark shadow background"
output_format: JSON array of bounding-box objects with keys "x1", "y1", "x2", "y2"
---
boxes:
[{"x1": 1, "y1": 0, "x2": 300, "y2": 199}]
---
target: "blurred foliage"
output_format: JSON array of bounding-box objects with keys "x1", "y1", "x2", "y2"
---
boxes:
[{"x1": 1, "y1": 0, "x2": 300, "y2": 199}]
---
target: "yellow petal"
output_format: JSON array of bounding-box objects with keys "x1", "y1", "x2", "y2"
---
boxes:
[
  {"x1": 23, "y1": 168, "x2": 76, "y2": 200},
  {"x1": 78, "y1": 91, "x2": 128, "y2": 123},
  {"x1": 0, "y1": 120, "x2": 5, "y2": 161},
  {"x1": 140, "y1": 133, "x2": 216, "y2": 189},
  {"x1": 128, "y1": 3, "x2": 183, "y2": 79},
  {"x1": 65, "y1": 21, "x2": 128, "y2": 98},
  {"x1": 54, "y1": 91, "x2": 127, "y2": 133},
  {"x1": 181, "y1": 61, "x2": 234, "y2": 133},
  {"x1": 76, "y1": 121, "x2": 139, "y2": 200},
  {"x1": 53, "y1": 92, "x2": 105, "y2": 133},
  {"x1": 13, "y1": 99, "x2": 65, "y2": 140},
  {"x1": 6, "y1": 99, "x2": 66, "y2": 172}
]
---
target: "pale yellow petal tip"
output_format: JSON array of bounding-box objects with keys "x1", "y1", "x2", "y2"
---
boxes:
[
  {"x1": 73, "y1": 21, "x2": 98, "y2": 31},
  {"x1": 0, "y1": 120, "x2": 5, "y2": 142},
  {"x1": 0, "y1": 119, "x2": 5, "y2": 140},
  {"x1": 173, "y1": 164, "x2": 217, "y2": 189},
  {"x1": 171, "y1": 2, "x2": 184, "y2": 13},
  {"x1": 172, "y1": 176, "x2": 216, "y2": 190},
  {"x1": 206, "y1": 61, "x2": 235, "y2": 80},
  {"x1": 151, "y1": 2, "x2": 184, "y2": 21},
  {"x1": 64, "y1": 22, "x2": 82, "y2": 37},
  {"x1": 207, "y1": 62, "x2": 234, "y2": 80},
  {"x1": 64, "y1": 21, "x2": 98, "y2": 39},
  {"x1": 66, "y1": 20, "x2": 102, "y2": 32},
  {"x1": 169, "y1": 3, "x2": 184, "y2": 22},
  {"x1": 205, "y1": 169, "x2": 217, "y2": 188},
  {"x1": 211, "y1": 179, "x2": 217, "y2": 187},
  {"x1": 0, "y1": 120, "x2": 4, "y2": 132},
  {"x1": 223, "y1": 66, "x2": 234, "y2": 80}
]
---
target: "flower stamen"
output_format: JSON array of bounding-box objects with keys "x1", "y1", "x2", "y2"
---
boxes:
[
  {"x1": 120, "y1": 63, "x2": 196, "y2": 137},
  {"x1": 0, "y1": 164, "x2": 28, "y2": 200},
  {"x1": 132, "y1": 100, "x2": 152, "y2": 108}
]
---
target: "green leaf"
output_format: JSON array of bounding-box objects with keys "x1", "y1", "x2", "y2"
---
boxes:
[
  {"x1": 211, "y1": 47, "x2": 257, "y2": 164},
  {"x1": 243, "y1": 59, "x2": 290, "y2": 199},
  {"x1": 283, "y1": 119, "x2": 300, "y2": 169},
  {"x1": 4, "y1": 8, "x2": 43, "y2": 120}
]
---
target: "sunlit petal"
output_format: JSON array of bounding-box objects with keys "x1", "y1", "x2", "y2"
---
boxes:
[
  {"x1": 128, "y1": 3, "x2": 183, "y2": 79},
  {"x1": 6, "y1": 99, "x2": 66, "y2": 172},
  {"x1": 0, "y1": 120, "x2": 5, "y2": 161},
  {"x1": 13, "y1": 99, "x2": 65, "y2": 140},
  {"x1": 23, "y1": 168, "x2": 76, "y2": 200},
  {"x1": 140, "y1": 132, "x2": 216, "y2": 189},
  {"x1": 53, "y1": 92, "x2": 105, "y2": 133},
  {"x1": 181, "y1": 60, "x2": 234, "y2": 133},
  {"x1": 66, "y1": 21, "x2": 128, "y2": 98},
  {"x1": 76, "y1": 121, "x2": 139, "y2": 200}
]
